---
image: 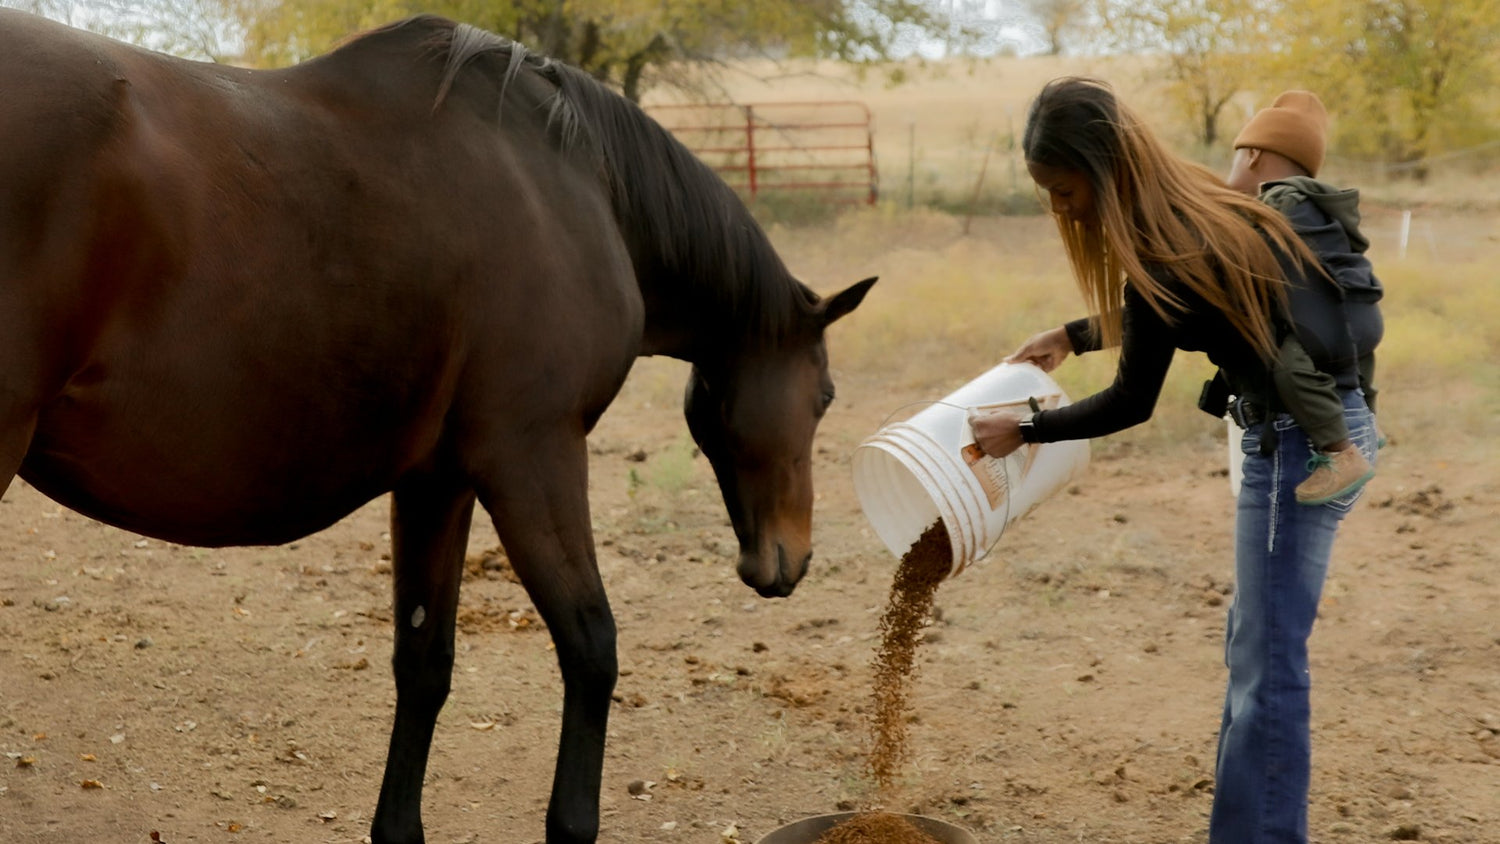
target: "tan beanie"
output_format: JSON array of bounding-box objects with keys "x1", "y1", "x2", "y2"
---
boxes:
[{"x1": 1233, "y1": 90, "x2": 1329, "y2": 177}]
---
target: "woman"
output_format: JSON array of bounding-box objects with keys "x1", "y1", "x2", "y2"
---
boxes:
[{"x1": 972, "y1": 77, "x2": 1379, "y2": 844}]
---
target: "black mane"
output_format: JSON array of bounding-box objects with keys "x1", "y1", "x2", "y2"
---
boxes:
[{"x1": 394, "y1": 16, "x2": 816, "y2": 340}]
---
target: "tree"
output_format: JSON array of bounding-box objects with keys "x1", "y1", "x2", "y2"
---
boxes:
[
  {"x1": 1098, "y1": 0, "x2": 1274, "y2": 147},
  {"x1": 1274, "y1": 0, "x2": 1500, "y2": 171},
  {"x1": 3, "y1": 0, "x2": 245, "y2": 60},
  {"x1": 236, "y1": 0, "x2": 961, "y2": 102},
  {"x1": 1023, "y1": 0, "x2": 1089, "y2": 55}
]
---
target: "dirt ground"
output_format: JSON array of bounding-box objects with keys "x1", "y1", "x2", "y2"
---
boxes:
[{"x1": 2, "y1": 215, "x2": 1498, "y2": 844}]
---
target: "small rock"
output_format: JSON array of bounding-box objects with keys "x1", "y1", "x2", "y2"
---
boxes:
[{"x1": 1387, "y1": 824, "x2": 1421, "y2": 840}]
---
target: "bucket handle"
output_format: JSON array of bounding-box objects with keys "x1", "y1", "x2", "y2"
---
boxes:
[
  {"x1": 873, "y1": 399, "x2": 968, "y2": 431},
  {"x1": 872, "y1": 400, "x2": 989, "y2": 457},
  {"x1": 871, "y1": 397, "x2": 1039, "y2": 453}
]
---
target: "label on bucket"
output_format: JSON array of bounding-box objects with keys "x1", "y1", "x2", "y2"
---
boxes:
[{"x1": 961, "y1": 444, "x2": 1009, "y2": 510}]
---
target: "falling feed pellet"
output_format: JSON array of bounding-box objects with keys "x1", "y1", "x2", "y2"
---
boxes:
[
  {"x1": 814, "y1": 810, "x2": 944, "y2": 844},
  {"x1": 867, "y1": 520, "x2": 952, "y2": 797}
]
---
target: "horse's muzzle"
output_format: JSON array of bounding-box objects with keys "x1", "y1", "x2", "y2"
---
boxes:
[{"x1": 739, "y1": 543, "x2": 811, "y2": 598}]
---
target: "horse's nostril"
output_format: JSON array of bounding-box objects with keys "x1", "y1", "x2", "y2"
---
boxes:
[{"x1": 776, "y1": 544, "x2": 813, "y2": 585}]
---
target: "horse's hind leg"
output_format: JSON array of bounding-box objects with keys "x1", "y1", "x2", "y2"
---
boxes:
[
  {"x1": 370, "y1": 468, "x2": 477, "y2": 844},
  {"x1": 472, "y1": 433, "x2": 616, "y2": 844}
]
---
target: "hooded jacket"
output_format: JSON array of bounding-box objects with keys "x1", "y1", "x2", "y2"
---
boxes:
[{"x1": 1259, "y1": 176, "x2": 1384, "y2": 304}]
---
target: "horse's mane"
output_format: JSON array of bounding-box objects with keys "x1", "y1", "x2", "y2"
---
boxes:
[{"x1": 371, "y1": 16, "x2": 815, "y2": 341}]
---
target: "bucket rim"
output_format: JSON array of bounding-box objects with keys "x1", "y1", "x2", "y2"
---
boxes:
[
  {"x1": 854, "y1": 432, "x2": 976, "y2": 570},
  {"x1": 877, "y1": 425, "x2": 985, "y2": 572}
]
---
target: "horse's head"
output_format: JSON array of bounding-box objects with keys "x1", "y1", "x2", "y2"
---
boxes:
[{"x1": 685, "y1": 277, "x2": 876, "y2": 598}]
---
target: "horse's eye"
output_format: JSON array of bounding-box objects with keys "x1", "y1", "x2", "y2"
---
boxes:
[{"x1": 821, "y1": 389, "x2": 836, "y2": 407}]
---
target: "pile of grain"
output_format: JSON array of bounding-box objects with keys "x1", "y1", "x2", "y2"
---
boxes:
[
  {"x1": 867, "y1": 521, "x2": 952, "y2": 794},
  {"x1": 814, "y1": 811, "x2": 944, "y2": 844}
]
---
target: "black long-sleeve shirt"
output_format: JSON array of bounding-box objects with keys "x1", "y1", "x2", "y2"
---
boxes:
[{"x1": 1024, "y1": 256, "x2": 1357, "y2": 445}]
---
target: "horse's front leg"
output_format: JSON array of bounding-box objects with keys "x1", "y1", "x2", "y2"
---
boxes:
[
  {"x1": 474, "y1": 434, "x2": 616, "y2": 844},
  {"x1": 370, "y1": 469, "x2": 477, "y2": 844},
  {"x1": 0, "y1": 391, "x2": 39, "y2": 499},
  {"x1": 0, "y1": 416, "x2": 35, "y2": 500}
]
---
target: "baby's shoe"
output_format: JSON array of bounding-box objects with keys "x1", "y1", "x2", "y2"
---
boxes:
[{"x1": 1296, "y1": 445, "x2": 1375, "y2": 505}]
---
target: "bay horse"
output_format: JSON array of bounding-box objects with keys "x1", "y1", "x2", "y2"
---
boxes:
[{"x1": 0, "y1": 11, "x2": 874, "y2": 844}]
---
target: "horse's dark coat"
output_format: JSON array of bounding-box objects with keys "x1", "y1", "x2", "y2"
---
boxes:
[{"x1": 0, "y1": 12, "x2": 873, "y2": 843}]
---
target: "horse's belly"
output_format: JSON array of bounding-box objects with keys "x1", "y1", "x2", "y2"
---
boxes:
[{"x1": 20, "y1": 395, "x2": 393, "y2": 547}]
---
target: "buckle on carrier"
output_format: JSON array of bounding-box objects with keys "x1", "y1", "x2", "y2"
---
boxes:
[{"x1": 1228, "y1": 397, "x2": 1266, "y2": 430}]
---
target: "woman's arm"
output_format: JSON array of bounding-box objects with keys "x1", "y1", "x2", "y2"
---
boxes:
[{"x1": 1025, "y1": 286, "x2": 1177, "y2": 444}]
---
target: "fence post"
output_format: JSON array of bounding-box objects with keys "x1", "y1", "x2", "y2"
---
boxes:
[
  {"x1": 1007, "y1": 108, "x2": 1018, "y2": 191},
  {"x1": 907, "y1": 122, "x2": 916, "y2": 210},
  {"x1": 962, "y1": 141, "x2": 994, "y2": 235},
  {"x1": 743, "y1": 105, "x2": 757, "y2": 201}
]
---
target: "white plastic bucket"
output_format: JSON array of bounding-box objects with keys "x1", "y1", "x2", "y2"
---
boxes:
[
  {"x1": 1227, "y1": 416, "x2": 1244, "y2": 497},
  {"x1": 852, "y1": 362, "x2": 1091, "y2": 578}
]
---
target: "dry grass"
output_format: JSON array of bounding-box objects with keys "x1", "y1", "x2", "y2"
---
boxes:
[
  {"x1": 768, "y1": 209, "x2": 1227, "y2": 450},
  {"x1": 610, "y1": 201, "x2": 1500, "y2": 461},
  {"x1": 630, "y1": 55, "x2": 1500, "y2": 459},
  {"x1": 761, "y1": 203, "x2": 1500, "y2": 459}
]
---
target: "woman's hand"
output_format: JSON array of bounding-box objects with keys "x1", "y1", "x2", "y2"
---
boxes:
[
  {"x1": 1005, "y1": 326, "x2": 1074, "y2": 372},
  {"x1": 970, "y1": 410, "x2": 1026, "y2": 459}
]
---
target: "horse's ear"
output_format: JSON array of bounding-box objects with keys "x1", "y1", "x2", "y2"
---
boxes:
[{"x1": 820, "y1": 276, "x2": 877, "y2": 327}]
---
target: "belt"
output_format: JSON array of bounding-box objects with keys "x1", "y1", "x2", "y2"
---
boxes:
[{"x1": 1228, "y1": 397, "x2": 1267, "y2": 430}]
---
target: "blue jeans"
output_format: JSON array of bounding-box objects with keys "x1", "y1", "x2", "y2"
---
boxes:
[{"x1": 1211, "y1": 391, "x2": 1377, "y2": 843}]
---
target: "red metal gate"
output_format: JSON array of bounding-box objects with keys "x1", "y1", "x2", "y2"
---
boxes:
[{"x1": 647, "y1": 101, "x2": 878, "y2": 205}]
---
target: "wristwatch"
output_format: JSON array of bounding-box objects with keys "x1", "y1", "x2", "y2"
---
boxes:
[{"x1": 1017, "y1": 413, "x2": 1038, "y2": 443}]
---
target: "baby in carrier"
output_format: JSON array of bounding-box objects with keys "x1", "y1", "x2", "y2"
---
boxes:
[{"x1": 1222, "y1": 91, "x2": 1383, "y2": 504}]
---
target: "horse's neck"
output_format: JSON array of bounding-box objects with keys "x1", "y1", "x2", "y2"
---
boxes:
[
  {"x1": 626, "y1": 203, "x2": 790, "y2": 365},
  {"x1": 636, "y1": 266, "x2": 734, "y2": 363}
]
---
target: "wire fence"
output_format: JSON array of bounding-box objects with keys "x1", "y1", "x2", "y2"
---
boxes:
[{"x1": 647, "y1": 102, "x2": 879, "y2": 208}]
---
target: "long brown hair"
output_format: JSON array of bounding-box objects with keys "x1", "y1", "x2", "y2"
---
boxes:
[{"x1": 1023, "y1": 77, "x2": 1324, "y2": 360}]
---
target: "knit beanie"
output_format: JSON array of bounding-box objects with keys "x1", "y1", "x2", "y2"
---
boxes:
[{"x1": 1232, "y1": 91, "x2": 1328, "y2": 177}]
